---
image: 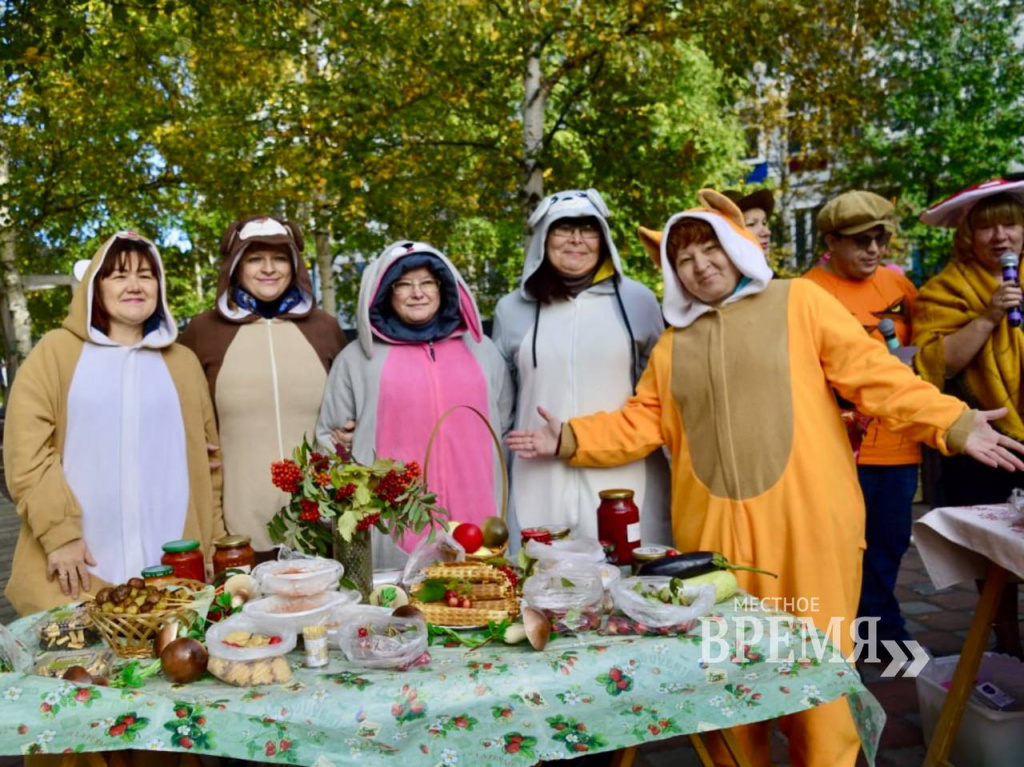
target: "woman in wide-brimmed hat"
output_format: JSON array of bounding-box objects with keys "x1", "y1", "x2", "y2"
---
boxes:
[{"x1": 913, "y1": 176, "x2": 1024, "y2": 658}]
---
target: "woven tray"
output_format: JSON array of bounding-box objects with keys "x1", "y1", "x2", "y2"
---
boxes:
[
  {"x1": 410, "y1": 562, "x2": 519, "y2": 627},
  {"x1": 86, "y1": 578, "x2": 214, "y2": 658}
]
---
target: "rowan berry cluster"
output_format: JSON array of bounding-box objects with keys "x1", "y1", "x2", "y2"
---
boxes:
[{"x1": 270, "y1": 460, "x2": 303, "y2": 494}]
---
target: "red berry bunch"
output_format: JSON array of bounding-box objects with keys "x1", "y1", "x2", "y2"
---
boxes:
[
  {"x1": 335, "y1": 443, "x2": 352, "y2": 462},
  {"x1": 497, "y1": 564, "x2": 519, "y2": 590},
  {"x1": 314, "y1": 471, "x2": 332, "y2": 488},
  {"x1": 374, "y1": 469, "x2": 410, "y2": 503},
  {"x1": 271, "y1": 460, "x2": 302, "y2": 493},
  {"x1": 299, "y1": 498, "x2": 320, "y2": 522},
  {"x1": 356, "y1": 512, "x2": 380, "y2": 532},
  {"x1": 334, "y1": 483, "x2": 357, "y2": 501},
  {"x1": 405, "y1": 461, "x2": 421, "y2": 481}
]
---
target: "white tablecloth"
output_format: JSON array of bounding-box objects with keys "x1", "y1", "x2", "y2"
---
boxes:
[{"x1": 913, "y1": 504, "x2": 1024, "y2": 589}]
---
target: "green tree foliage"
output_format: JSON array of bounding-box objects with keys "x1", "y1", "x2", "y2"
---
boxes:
[{"x1": 837, "y1": 0, "x2": 1024, "y2": 278}]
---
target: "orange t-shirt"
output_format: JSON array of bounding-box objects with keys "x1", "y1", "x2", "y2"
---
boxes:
[{"x1": 803, "y1": 264, "x2": 921, "y2": 465}]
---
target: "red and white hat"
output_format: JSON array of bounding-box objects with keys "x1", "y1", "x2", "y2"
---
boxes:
[{"x1": 920, "y1": 177, "x2": 1024, "y2": 228}]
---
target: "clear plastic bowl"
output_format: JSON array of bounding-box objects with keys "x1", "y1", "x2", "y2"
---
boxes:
[
  {"x1": 242, "y1": 590, "x2": 350, "y2": 634},
  {"x1": 252, "y1": 557, "x2": 344, "y2": 597}
]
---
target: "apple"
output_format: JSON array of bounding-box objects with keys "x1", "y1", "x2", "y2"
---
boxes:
[{"x1": 452, "y1": 522, "x2": 483, "y2": 554}]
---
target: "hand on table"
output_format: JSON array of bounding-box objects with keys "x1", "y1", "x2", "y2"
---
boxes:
[
  {"x1": 964, "y1": 408, "x2": 1024, "y2": 471},
  {"x1": 506, "y1": 407, "x2": 562, "y2": 458},
  {"x1": 46, "y1": 539, "x2": 96, "y2": 599}
]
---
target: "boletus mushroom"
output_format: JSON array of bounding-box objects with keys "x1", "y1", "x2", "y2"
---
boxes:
[
  {"x1": 521, "y1": 607, "x2": 551, "y2": 651},
  {"x1": 159, "y1": 637, "x2": 208, "y2": 684}
]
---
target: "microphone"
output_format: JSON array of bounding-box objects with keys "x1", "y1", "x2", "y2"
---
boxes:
[
  {"x1": 999, "y1": 252, "x2": 1022, "y2": 328},
  {"x1": 877, "y1": 318, "x2": 900, "y2": 350}
]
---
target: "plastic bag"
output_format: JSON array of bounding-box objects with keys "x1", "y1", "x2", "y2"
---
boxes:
[
  {"x1": 526, "y1": 537, "x2": 605, "y2": 567},
  {"x1": 401, "y1": 532, "x2": 464, "y2": 587},
  {"x1": 334, "y1": 605, "x2": 430, "y2": 670},
  {"x1": 522, "y1": 560, "x2": 604, "y2": 633},
  {"x1": 606, "y1": 576, "x2": 716, "y2": 635},
  {"x1": 1, "y1": 622, "x2": 37, "y2": 673}
]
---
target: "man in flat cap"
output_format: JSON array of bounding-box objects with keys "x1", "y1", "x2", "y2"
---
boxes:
[{"x1": 804, "y1": 191, "x2": 920, "y2": 657}]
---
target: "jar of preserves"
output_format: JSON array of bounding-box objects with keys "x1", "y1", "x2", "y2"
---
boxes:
[
  {"x1": 597, "y1": 488, "x2": 640, "y2": 566},
  {"x1": 160, "y1": 539, "x2": 205, "y2": 583},
  {"x1": 212, "y1": 535, "x2": 255, "y2": 577},
  {"x1": 141, "y1": 565, "x2": 175, "y2": 587},
  {"x1": 631, "y1": 545, "x2": 672, "y2": 575}
]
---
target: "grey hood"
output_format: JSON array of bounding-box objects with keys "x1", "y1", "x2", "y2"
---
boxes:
[{"x1": 519, "y1": 189, "x2": 624, "y2": 299}]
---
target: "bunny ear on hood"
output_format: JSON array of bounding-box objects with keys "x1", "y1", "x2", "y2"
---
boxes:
[{"x1": 649, "y1": 188, "x2": 773, "y2": 329}]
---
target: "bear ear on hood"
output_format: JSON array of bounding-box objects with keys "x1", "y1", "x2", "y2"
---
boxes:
[
  {"x1": 698, "y1": 189, "x2": 746, "y2": 229},
  {"x1": 282, "y1": 219, "x2": 305, "y2": 251},
  {"x1": 638, "y1": 226, "x2": 662, "y2": 268},
  {"x1": 219, "y1": 219, "x2": 243, "y2": 258}
]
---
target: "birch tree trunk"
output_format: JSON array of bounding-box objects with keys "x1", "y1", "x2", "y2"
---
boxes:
[
  {"x1": 305, "y1": 9, "x2": 336, "y2": 317},
  {"x1": 0, "y1": 152, "x2": 33, "y2": 384},
  {"x1": 521, "y1": 44, "x2": 546, "y2": 247}
]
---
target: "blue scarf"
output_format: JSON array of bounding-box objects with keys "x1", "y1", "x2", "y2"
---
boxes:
[{"x1": 232, "y1": 285, "x2": 303, "y2": 319}]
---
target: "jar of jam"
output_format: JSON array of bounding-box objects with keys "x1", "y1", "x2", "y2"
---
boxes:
[
  {"x1": 161, "y1": 539, "x2": 205, "y2": 583},
  {"x1": 631, "y1": 545, "x2": 672, "y2": 575},
  {"x1": 212, "y1": 535, "x2": 255, "y2": 577},
  {"x1": 597, "y1": 488, "x2": 641, "y2": 566},
  {"x1": 141, "y1": 565, "x2": 175, "y2": 587}
]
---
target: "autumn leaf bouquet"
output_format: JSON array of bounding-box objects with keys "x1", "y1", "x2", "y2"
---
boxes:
[{"x1": 268, "y1": 437, "x2": 448, "y2": 557}]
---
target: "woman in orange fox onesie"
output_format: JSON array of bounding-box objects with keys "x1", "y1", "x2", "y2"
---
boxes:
[{"x1": 508, "y1": 190, "x2": 1024, "y2": 766}]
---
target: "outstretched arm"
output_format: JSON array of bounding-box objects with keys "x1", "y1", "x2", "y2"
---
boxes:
[
  {"x1": 506, "y1": 407, "x2": 562, "y2": 459},
  {"x1": 962, "y1": 408, "x2": 1024, "y2": 471}
]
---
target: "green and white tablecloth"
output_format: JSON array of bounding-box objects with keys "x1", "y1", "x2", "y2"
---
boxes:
[{"x1": 0, "y1": 601, "x2": 884, "y2": 765}]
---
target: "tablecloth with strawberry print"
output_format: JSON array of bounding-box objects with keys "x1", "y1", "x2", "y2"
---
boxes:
[{"x1": 0, "y1": 599, "x2": 884, "y2": 765}]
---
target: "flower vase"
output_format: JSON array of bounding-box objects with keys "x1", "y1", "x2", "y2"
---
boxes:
[{"x1": 332, "y1": 525, "x2": 373, "y2": 602}]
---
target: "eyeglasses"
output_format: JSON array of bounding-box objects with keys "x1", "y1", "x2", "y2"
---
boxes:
[
  {"x1": 392, "y1": 278, "x2": 440, "y2": 296},
  {"x1": 550, "y1": 222, "x2": 602, "y2": 240},
  {"x1": 846, "y1": 231, "x2": 891, "y2": 249}
]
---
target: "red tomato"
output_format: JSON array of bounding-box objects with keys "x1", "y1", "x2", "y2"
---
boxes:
[{"x1": 452, "y1": 523, "x2": 483, "y2": 554}]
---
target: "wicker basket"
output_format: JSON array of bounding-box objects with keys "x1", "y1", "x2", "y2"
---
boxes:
[
  {"x1": 86, "y1": 578, "x2": 215, "y2": 658},
  {"x1": 410, "y1": 562, "x2": 519, "y2": 627},
  {"x1": 423, "y1": 405, "x2": 510, "y2": 563}
]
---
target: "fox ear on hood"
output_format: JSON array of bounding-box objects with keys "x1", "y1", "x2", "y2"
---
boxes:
[
  {"x1": 698, "y1": 189, "x2": 745, "y2": 229},
  {"x1": 638, "y1": 226, "x2": 662, "y2": 268}
]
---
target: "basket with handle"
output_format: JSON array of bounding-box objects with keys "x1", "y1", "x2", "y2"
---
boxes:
[
  {"x1": 85, "y1": 578, "x2": 215, "y2": 658},
  {"x1": 421, "y1": 404, "x2": 509, "y2": 562},
  {"x1": 411, "y1": 406, "x2": 517, "y2": 626}
]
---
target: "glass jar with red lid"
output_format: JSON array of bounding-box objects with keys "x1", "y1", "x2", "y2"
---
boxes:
[
  {"x1": 160, "y1": 539, "x2": 205, "y2": 583},
  {"x1": 212, "y1": 535, "x2": 255, "y2": 578},
  {"x1": 597, "y1": 488, "x2": 641, "y2": 565}
]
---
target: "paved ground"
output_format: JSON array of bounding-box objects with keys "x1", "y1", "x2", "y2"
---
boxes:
[{"x1": 0, "y1": 498, "x2": 1019, "y2": 765}]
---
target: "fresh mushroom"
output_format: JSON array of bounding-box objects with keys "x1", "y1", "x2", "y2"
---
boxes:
[{"x1": 521, "y1": 607, "x2": 551, "y2": 651}]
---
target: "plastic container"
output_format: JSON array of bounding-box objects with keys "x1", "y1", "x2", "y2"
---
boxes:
[
  {"x1": 205, "y1": 614, "x2": 296, "y2": 687},
  {"x1": 242, "y1": 590, "x2": 350, "y2": 634},
  {"x1": 252, "y1": 557, "x2": 344, "y2": 597},
  {"x1": 916, "y1": 652, "x2": 1024, "y2": 767}
]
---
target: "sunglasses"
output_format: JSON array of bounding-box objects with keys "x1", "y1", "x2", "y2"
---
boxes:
[{"x1": 846, "y1": 231, "x2": 891, "y2": 249}]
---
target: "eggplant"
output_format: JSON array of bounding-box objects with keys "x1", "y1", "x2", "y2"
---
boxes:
[{"x1": 637, "y1": 551, "x2": 777, "y2": 579}]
